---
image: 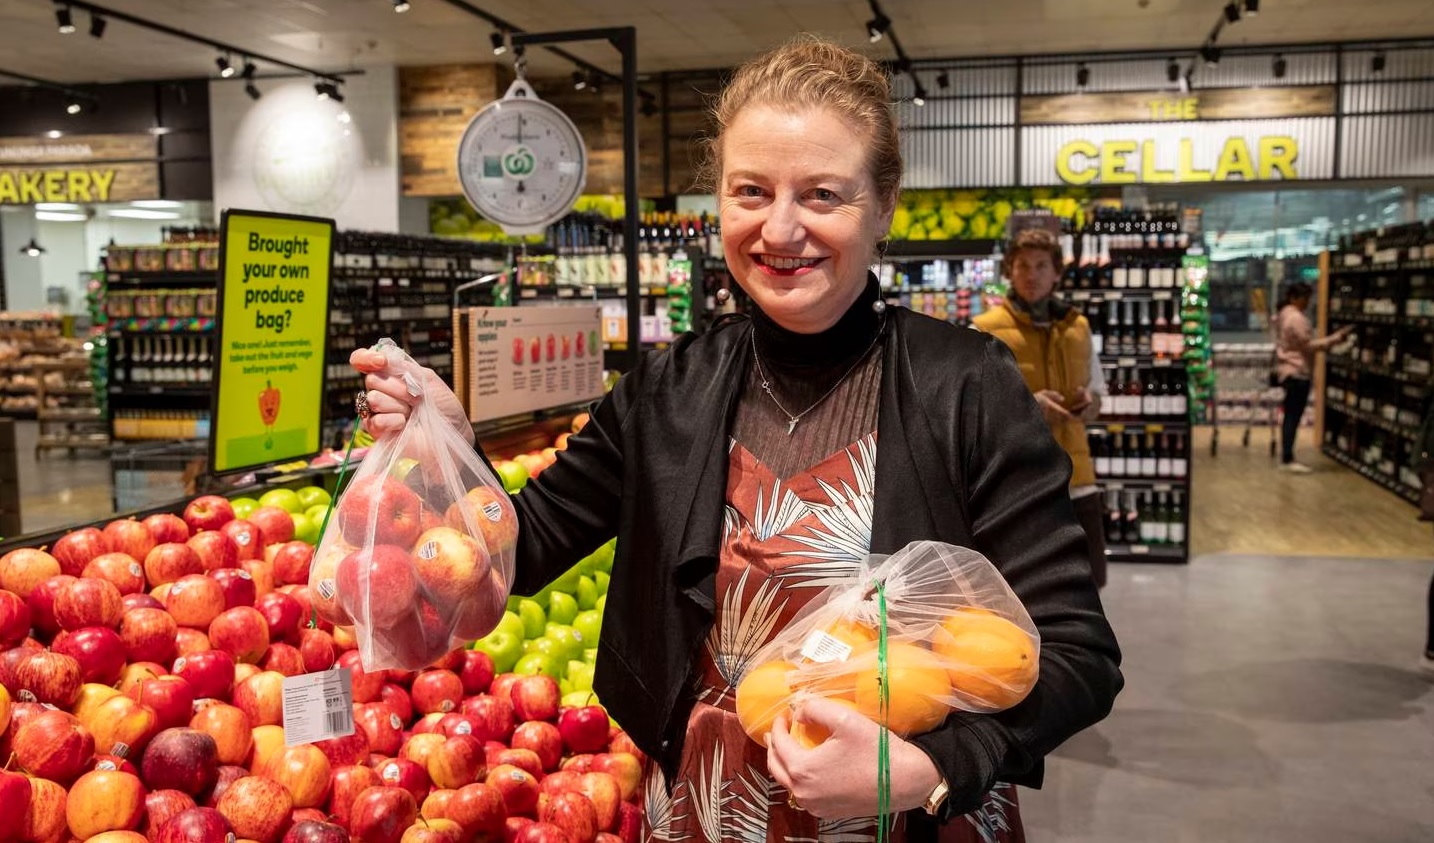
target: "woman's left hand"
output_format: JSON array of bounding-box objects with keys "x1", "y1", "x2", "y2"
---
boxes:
[{"x1": 767, "y1": 697, "x2": 944, "y2": 819}]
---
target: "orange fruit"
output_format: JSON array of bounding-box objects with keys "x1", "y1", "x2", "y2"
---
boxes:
[
  {"x1": 852, "y1": 641, "x2": 952, "y2": 737},
  {"x1": 791, "y1": 618, "x2": 876, "y2": 700},
  {"x1": 931, "y1": 609, "x2": 1038, "y2": 711},
  {"x1": 789, "y1": 697, "x2": 862, "y2": 748},
  {"x1": 735, "y1": 660, "x2": 797, "y2": 743}
]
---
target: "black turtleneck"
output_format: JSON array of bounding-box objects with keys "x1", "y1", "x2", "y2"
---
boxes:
[{"x1": 733, "y1": 274, "x2": 886, "y2": 478}]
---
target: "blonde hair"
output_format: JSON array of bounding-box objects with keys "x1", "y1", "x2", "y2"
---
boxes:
[{"x1": 700, "y1": 36, "x2": 902, "y2": 209}]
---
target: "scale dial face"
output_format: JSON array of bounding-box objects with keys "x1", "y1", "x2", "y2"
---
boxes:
[{"x1": 457, "y1": 86, "x2": 587, "y2": 236}]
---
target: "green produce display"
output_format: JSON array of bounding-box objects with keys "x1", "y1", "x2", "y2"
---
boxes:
[{"x1": 889, "y1": 187, "x2": 1094, "y2": 242}]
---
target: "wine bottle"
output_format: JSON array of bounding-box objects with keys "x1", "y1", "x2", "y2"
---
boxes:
[
  {"x1": 1156, "y1": 432, "x2": 1173, "y2": 477},
  {"x1": 1109, "y1": 429, "x2": 1127, "y2": 476},
  {"x1": 1141, "y1": 433, "x2": 1157, "y2": 477},
  {"x1": 1168, "y1": 492, "x2": 1186, "y2": 545},
  {"x1": 1141, "y1": 367, "x2": 1158, "y2": 416},
  {"x1": 1126, "y1": 366, "x2": 1144, "y2": 418},
  {"x1": 1123, "y1": 491, "x2": 1142, "y2": 543},
  {"x1": 1093, "y1": 431, "x2": 1111, "y2": 476},
  {"x1": 1121, "y1": 301, "x2": 1138, "y2": 355},
  {"x1": 1098, "y1": 235, "x2": 1113, "y2": 289},
  {"x1": 1152, "y1": 492, "x2": 1171, "y2": 544},
  {"x1": 1171, "y1": 369, "x2": 1189, "y2": 419},
  {"x1": 1112, "y1": 252, "x2": 1129, "y2": 289},
  {"x1": 1172, "y1": 432, "x2": 1188, "y2": 478},
  {"x1": 1138, "y1": 492, "x2": 1157, "y2": 544},
  {"x1": 1105, "y1": 491, "x2": 1124, "y2": 544},
  {"x1": 1137, "y1": 301, "x2": 1153, "y2": 356}
]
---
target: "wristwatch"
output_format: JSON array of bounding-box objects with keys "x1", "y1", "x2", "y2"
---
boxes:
[{"x1": 922, "y1": 779, "x2": 950, "y2": 816}]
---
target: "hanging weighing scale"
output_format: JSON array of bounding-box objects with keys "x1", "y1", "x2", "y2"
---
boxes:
[{"x1": 456, "y1": 65, "x2": 588, "y2": 237}]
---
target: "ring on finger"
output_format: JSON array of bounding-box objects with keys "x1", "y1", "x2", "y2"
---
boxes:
[{"x1": 355, "y1": 389, "x2": 373, "y2": 420}]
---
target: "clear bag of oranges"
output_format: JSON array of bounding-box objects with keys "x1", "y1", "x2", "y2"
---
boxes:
[
  {"x1": 735, "y1": 540, "x2": 1039, "y2": 746},
  {"x1": 309, "y1": 338, "x2": 517, "y2": 671}
]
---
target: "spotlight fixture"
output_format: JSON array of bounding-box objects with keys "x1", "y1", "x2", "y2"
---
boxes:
[
  {"x1": 1167, "y1": 57, "x2": 1180, "y2": 83},
  {"x1": 315, "y1": 81, "x2": 342, "y2": 101},
  {"x1": 240, "y1": 58, "x2": 256, "y2": 80},
  {"x1": 588, "y1": 72, "x2": 601, "y2": 95},
  {"x1": 1201, "y1": 44, "x2": 1222, "y2": 67},
  {"x1": 56, "y1": 6, "x2": 75, "y2": 34},
  {"x1": 89, "y1": 14, "x2": 105, "y2": 39},
  {"x1": 1272, "y1": 54, "x2": 1287, "y2": 78},
  {"x1": 571, "y1": 71, "x2": 586, "y2": 91},
  {"x1": 20, "y1": 238, "x2": 46, "y2": 257},
  {"x1": 1076, "y1": 63, "x2": 1090, "y2": 88},
  {"x1": 1371, "y1": 52, "x2": 1386, "y2": 74},
  {"x1": 936, "y1": 70, "x2": 950, "y2": 91},
  {"x1": 912, "y1": 83, "x2": 927, "y2": 107},
  {"x1": 392, "y1": 0, "x2": 411, "y2": 12},
  {"x1": 866, "y1": 13, "x2": 891, "y2": 43},
  {"x1": 1244, "y1": 0, "x2": 1258, "y2": 14},
  {"x1": 245, "y1": 82, "x2": 261, "y2": 100},
  {"x1": 217, "y1": 55, "x2": 235, "y2": 78},
  {"x1": 1223, "y1": 2, "x2": 1241, "y2": 24},
  {"x1": 639, "y1": 97, "x2": 657, "y2": 118},
  {"x1": 490, "y1": 31, "x2": 507, "y2": 56},
  {"x1": 66, "y1": 98, "x2": 83, "y2": 115}
]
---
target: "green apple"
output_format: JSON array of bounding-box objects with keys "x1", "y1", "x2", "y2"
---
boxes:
[
  {"x1": 495, "y1": 610, "x2": 525, "y2": 639},
  {"x1": 583, "y1": 648, "x2": 597, "y2": 665},
  {"x1": 562, "y1": 691, "x2": 600, "y2": 709},
  {"x1": 595, "y1": 594, "x2": 606, "y2": 614},
  {"x1": 594, "y1": 571, "x2": 610, "y2": 597},
  {"x1": 572, "y1": 609, "x2": 602, "y2": 645},
  {"x1": 473, "y1": 627, "x2": 524, "y2": 674},
  {"x1": 259, "y1": 488, "x2": 304, "y2": 514},
  {"x1": 291, "y1": 512, "x2": 320, "y2": 545},
  {"x1": 230, "y1": 497, "x2": 259, "y2": 519},
  {"x1": 549, "y1": 567, "x2": 583, "y2": 599},
  {"x1": 548, "y1": 591, "x2": 579, "y2": 626},
  {"x1": 305, "y1": 503, "x2": 331, "y2": 527},
  {"x1": 495, "y1": 460, "x2": 529, "y2": 493},
  {"x1": 513, "y1": 652, "x2": 561, "y2": 678},
  {"x1": 565, "y1": 660, "x2": 594, "y2": 692},
  {"x1": 576, "y1": 576, "x2": 598, "y2": 611},
  {"x1": 543, "y1": 624, "x2": 585, "y2": 662},
  {"x1": 523, "y1": 637, "x2": 563, "y2": 659},
  {"x1": 517, "y1": 598, "x2": 547, "y2": 640},
  {"x1": 296, "y1": 486, "x2": 332, "y2": 510},
  {"x1": 592, "y1": 540, "x2": 615, "y2": 574}
]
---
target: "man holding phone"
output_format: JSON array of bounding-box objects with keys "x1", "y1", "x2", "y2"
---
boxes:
[{"x1": 975, "y1": 228, "x2": 1108, "y2": 587}]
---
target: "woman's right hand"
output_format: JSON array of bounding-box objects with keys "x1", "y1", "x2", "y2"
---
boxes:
[{"x1": 350, "y1": 347, "x2": 474, "y2": 446}]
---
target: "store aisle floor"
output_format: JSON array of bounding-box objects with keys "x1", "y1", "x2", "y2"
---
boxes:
[
  {"x1": 1022, "y1": 553, "x2": 1434, "y2": 842},
  {"x1": 1191, "y1": 425, "x2": 1431, "y2": 558},
  {"x1": 11, "y1": 420, "x2": 115, "y2": 536}
]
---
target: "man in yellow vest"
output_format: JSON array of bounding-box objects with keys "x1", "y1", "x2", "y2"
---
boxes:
[{"x1": 974, "y1": 228, "x2": 1107, "y2": 587}]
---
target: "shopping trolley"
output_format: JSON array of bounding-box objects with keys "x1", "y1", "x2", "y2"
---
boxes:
[{"x1": 1210, "y1": 343, "x2": 1282, "y2": 457}]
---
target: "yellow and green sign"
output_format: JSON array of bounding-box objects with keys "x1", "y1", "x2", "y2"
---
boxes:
[{"x1": 211, "y1": 209, "x2": 334, "y2": 475}]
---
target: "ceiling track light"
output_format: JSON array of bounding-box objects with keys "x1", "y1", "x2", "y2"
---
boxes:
[
  {"x1": 587, "y1": 72, "x2": 601, "y2": 95},
  {"x1": 392, "y1": 0, "x2": 411, "y2": 12},
  {"x1": 244, "y1": 82, "x2": 261, "y2": 100},
  {"x1": 89, "y1": 13, "x2": 105, "y2": 39},
  {"x1": 1243, "y1": 0, "x2": 1258, "y2": 14},
  {"x1": 315, "y1": 81, "x2": 343, "y2": 101},
  {"x1": 866, "y1": 13, "x2": 891, "y2": 43},
  {"x1": 1371, "y1": 52, "x2": 1386, "y2": 74},
  {"x1": 216, "y1": 55, "x2": 235, "y2": 78},
  {"x1": 490, "y1": 31, "x2": 507, "y2": 56},
  {"x1": 1166, "y1": 57, "x2": 1180, "y2": 83},
  {"x1": 1076, "y1": 63, "x2": 1090, "y2": 88},
  {"x1": 1223, "y1": 2, "x2": 1241, "y2": 24},
  {"x1": 56, "y1": 6, "x2": 75, "y2": 34},
  {"x1": 912, "y1": 84, "x2": 927, "y2": 107},
  {"x1": 571, "y1": 70, "x2": 586, "y2": 91},
  {"x1": 1273, "y1": 54, "x2": 1287, "y2": 79},
  {"x1": 1201, "y1": 44, "x2": 1222, "y2": 67},
  {"x1": 66, "y1": 98, "x2": 84, "y2": 115},
  {"x1": 240, "y1": 58, "x2": 256, "y2": 80},
  {"x1": 936, "y1": 70, "x2": 950, "y2": 91}
]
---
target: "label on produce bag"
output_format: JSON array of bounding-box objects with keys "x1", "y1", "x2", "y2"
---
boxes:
[
  {"x1": 800, "y1": 630, "x2": 854, "y2": 664},
  {"x1": 282, "y1": 667, "x2": 354, "y2": 746}
]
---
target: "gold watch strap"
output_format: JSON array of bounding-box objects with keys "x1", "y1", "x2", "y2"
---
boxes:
[{"x1": 922, "y1": 779, "x2": 950, "y2": 816}]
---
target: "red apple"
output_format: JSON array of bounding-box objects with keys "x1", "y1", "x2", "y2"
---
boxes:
[
  {"x1": 307, "y1": 541, "x2": 353, "y2": 627},
  {"x1": 447, "y1": 781, "x2": 508, "y2": 839},
  {"x1": 208, "y1": 567, "x2": 257, "y2": 611},
  {"x1": 173, "y1": 648, "x2": 236, "y2": 701},
  {"x1": 458, "y1": 651, "x2": 495, "y2": 696},
  {"x1": 504, "y1": 818, "x2": 536, "y2": 843},
  {"x1": 114, "y1": 607, "x2": 179, "y2": 665},
  {"x1": 143, "y1": 790, "x2": 198, "y2": 840},
  {"x1": 83, "y1": 552, "x2": 146, "y2": 596},
  {"x1": 264, "y1": 743, "x2": 331, "y2": 808},
  {"x1": 338, "y1": 650, "x2": 383, "y2": 703},
  {"x1": 260, "y1": 642, "x2": 305, "y2": 677},
  {"x1": 559, "y1": 755, "x2": 594, "y2": 774},
  {"x1": 540, "y1": 772, "x2": 581, "y2": 799},
  {"x1": 538, "y1": 792, "x2": 598, "y2": 843},
  {"x1": 104, "y1": 520, "x2": 157, "y2": 564},
  {"x1": 356, "y1": 703, "x2": 405, "y2": 756},
  {"x1": 329, "y1": 764, "x2": 382, "y2": 831},
  {"x1": 144, "y1": 513, "x2": 191, "y2": 546},
  {"x1": 241, "y1": 559, "x2": 274, "y2": 598},
  {"x1": 24, "y1": 573, "x2": 74, "y2": 637},
  {"x1": 250, "y1": 507, "x2": 296, "y2": 546},
  {"x1": 427, "y1": 734, "x2": 486, "y2": 790},
  {"x1": 141, "y1": 727, "x2": 219, "y2": 796},
  {"x1": 24, "y1": 776, "x2": 68, "y2": 843},
  {"x1": 556, "y1": 707, "x2": 610, "y2": 756},
  {"x1": 443, "y1": 487, "x2": 519, "y2": 557},
  {"x1": 436, "y1": 713, "x2": 479, "y2": 739},
  {"x1": 335, "y1": 545, "x2": 417, "y2": 627},
  {"x1": 615, "y1": 804, "x2": 639, "y2": 843},
  {"x1": 145, "y1": 543, "x2": 205, "y2": 589},
  {"x1": 411, "y1": 670, "x2": 463, "y2": 716},
  {"x1": 421, "y1": 789, "x2": 458, "y2": 821},
  {"x1": 52, "y1": 527, "x2": 109, "y2": 576},
  {"x1": 0, "y1": 642, "x2": 41, "y2": 694},
  {"x1": 116, "y1": 661, "x2": 166, "y2": 695},
  {"x1": 65, "y1": 769, "x2": 146, "y2": 838},
  {"x1": 184, "y1": 496, "x2": 236, "y2": 534},
  {"x1": 0, "y1": 548, "x2": 62, "y2": 601},
  {"x1": 175, "y1": 623, "x2": 212, "y2": 656},
  {"x1": 160, "y1": 574, "x2": 225, "y2": 630},
  {"x1": 269, "y1": 542, "x2": 315, "y2": 588},
  {"x1": 216, "y1": 775, "x2": 293, "y2": 843},
  {"x1": 516, "y1": 822, "x2": 570, "y2": 843},
  {"x1": 576, "y1": 773, "x2": 620, "y2": 833},
  {"x1": 428, "y1": 648, "x2": 466, "y2": 674},
  {"x1": 55, "y1": 576, "x2": 123, "y2": 631},
  {"x1": 282, "y1": 819, "x2": 349, "y2": 843},
  {"x1": 379, "y1": 683, "x2": 413, "y2": 723},
  {"x1": 489, "y1": 674, "x2": 521, "y2": 705},
  {"x1": 495, "y1": 748, "x2": 543, "y2": 780},
  {"x1": 221, "y1": 520, "x2": 266, "y2": 562},
  {"x1": 50, "y1": 627, "x2": 125, "y2": 687},
  {"x1": 588, "y1": 754, "x2": 640, "y2": 802},
  {"x1": 509, "y1": 675, "x2": 560, "y2": 723},
  {"x1": 0, "y1": 589, "x2": 31, "y2": 647},
  {"x1": 0, "y1": 769, "x2": 32, "y2": 839},
  {"x1": 349, "y1": 785, "x2": 417, "y2": 843},
  {"x1": 606, "y1": 731, "x2": 642, "y2": 762},
  {"x1": 413, "y1": 712, "x2": 447, "y2": 736},
  {"x1": 232, "y1": 670, "x2": 285, "y2": 727},
  {"x1": 121, "y1": 591, "x2": 162, "y2": 612},
  {"x1": 92, "y1": 752, "x2": 142, "y2": 776},
  {"x1": 89, "y1": 694, "x2": 161, "y2": 761},
  {"x1": 336, "y1": 477, "x2": 424, "y2": 549},
  {"x1": 297, "y1": 628, "x2": 336, "y2": 673},
  {"x1": 155, "y1": 805, "x2": 232, "y2": 843},
  {"x1": 190, "y1": 702, "x2": 252, "y2": 766},
  {"x1": 314, "y1": 729, "x2": 369, "y2": 768},
  {"x1": 513, "y1": 721, "x2": 563, "y2": 772},
  {"x1": 205, "y1": 765, "x2": 247, "y2": 808},
  {"x1": 209, "y1": 606, "x2": 270, "y2": 664},
  {"x1": 401, "y1": 818, "x2": 464, "y2": 843},
  {"x1": 255, "y1": 591, "x2": 303, "y2": 645},
  {"x1": 377, "y1": 756, "x2": 431, "y2": 805},
  {"x1": 189, "y1": 531, "x2": 241, "y2": 574},
  {"x1": 461, "y1": 694, "x2": 515, "y2": 743},
  {"x1": 13, "y1": 709, "x2": 94, "y2": 783},
  {"x1": 13, "y1": 649, "x2": 82, "y2": 708},
  {"x1": 486, "y1": 765, "x2": 539, "y2": 818},
  {"x1": 409, "y1": 527, "x2": 488, "y2": 615}
]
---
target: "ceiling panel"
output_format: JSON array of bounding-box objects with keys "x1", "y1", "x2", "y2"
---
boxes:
[{"x1": 0, "y1": 0, "x2": 1429, "y2": 88}]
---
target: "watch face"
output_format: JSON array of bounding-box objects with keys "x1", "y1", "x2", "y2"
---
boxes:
[{"x1": 457, "y1": 97, "x2": 587, "y2": 235}]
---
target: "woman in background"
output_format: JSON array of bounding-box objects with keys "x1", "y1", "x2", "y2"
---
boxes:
[{"x1": 1273, "y1": 282, "x2": 1352, "y2": 473}]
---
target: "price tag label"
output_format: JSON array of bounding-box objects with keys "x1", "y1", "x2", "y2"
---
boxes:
[
  {"x1": 1105, "y1": 291, "x2": 1124, "y2": 300},
  {"x1": 1118, "y1": 357, "x2": 1137, "y2": 367},
  {"x1": 1153, "y1": 358, "x2": 1173, "y2": 367},
  {"x1": 1152, "y1": 291, "x2": 1174, "y2": 300},
  {"x1": 1070, "y1": 292, "x2": 1091, "y2": 302},
  {"x1": 1130, "y1": 545, "x2": 1150, "y2": 555},
  {"x1": 282, "y1": 668, "x2": 354, "y2": 746},
  {"x1": 800, "y1": 630, "x2": 854, "y2": 664},
  {"x1": 520, "y1": 289, "x2": 539, "y2": 299}
]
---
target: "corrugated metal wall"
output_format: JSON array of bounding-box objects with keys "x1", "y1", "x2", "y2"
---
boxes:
[
  {"x1": 1341, "y1": 114, "x2": 1434, "y2": 177},
  {"x1": 902, "y1": 128, "x2": 1015, "y2": 188}
]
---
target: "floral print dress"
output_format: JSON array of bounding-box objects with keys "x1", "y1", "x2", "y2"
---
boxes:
[{"x1": 639, "y1": 432, "x2": 1024, "y2": 843}]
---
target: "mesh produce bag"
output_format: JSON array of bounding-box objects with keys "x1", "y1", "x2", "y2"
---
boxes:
[
  {"x1": 735, "y1": 540, "x2": 1039, "y2": 746},
  {"x1": 309, "y1": 338, "x2": 516, "y2": 670}
]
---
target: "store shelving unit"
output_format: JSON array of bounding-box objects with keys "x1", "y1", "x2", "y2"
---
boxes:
[
  {"x1": 0, "y1": 313, "x2": 82, "y2": 420},
  {"x1": 884, "y1": 239, "x2": 1001, "y2": 326},
  {"x1": 34, "y1": 359, "x2": 108, "y2": 455},
  {"x1": 1320, "y1": 230, "x2": 1434, "y2": 505}
]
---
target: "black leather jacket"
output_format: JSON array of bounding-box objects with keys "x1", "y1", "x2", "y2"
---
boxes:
[{"x1": 500, "y1": 306, "x2": 1123, "y2": 823}]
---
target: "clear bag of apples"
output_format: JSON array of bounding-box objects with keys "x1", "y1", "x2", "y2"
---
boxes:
[
  {"x1": 309, "y1": 338, "x2": 516, "y2": 671},
  {"x1": 735, "y1": 540, "x2": 1040, "y2": 746}
]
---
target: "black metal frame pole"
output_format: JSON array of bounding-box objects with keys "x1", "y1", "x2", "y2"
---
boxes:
[{"x1": 511, "y1": 27, "x2": 641, "y2": 371}]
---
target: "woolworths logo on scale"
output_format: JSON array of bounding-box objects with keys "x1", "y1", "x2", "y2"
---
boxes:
[{"x1": 488, "y1": 145, "x2": 537, "y2": 179}]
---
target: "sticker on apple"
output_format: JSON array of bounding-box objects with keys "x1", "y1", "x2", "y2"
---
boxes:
[
  {"x1": 441, "y1": 700, "x2": 455, "y2": 713},
  {"x1": 238, "y1": 569, "x2": 252, "y2": 579},
  {"x1": 129, "y1": 563, "x2": 143, "y2": 577},
  {"x1": 17, "y1": 689, "x2": 35, "y2": 702},
  {"x1": 95, "y1": 759, "x2": 117, "y2": 771},
  {"x1": 317, "y1": 579, "x2": 336, "y2": 600},
  {"x1": 454, "y1": 720, "x2": 472, "y2": 735},
  {"x1": 236, "y1": 532, "x2": 251, "y2": 546},
  {"x1": 418, "y1": 542, "x2": 438, "y2": 560},
  {"x1": 390, "y1": 712, "x2": 403, "y2": 730},
  {"x1": 174, "y1": 657, "x2": 187, "y2": 673},
  {"x1": 482, "y1": 502, "x2": 503, "y2": 523},
  {"x1": 111, "y1": 741, "x2": 130, "y2": 759}
]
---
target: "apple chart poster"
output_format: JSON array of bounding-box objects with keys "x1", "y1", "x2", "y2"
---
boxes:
[
  {"x1": 466, "y1": 306, "x2": 604, "y2": 423},
  {"x1": 212, "y1": 209, "x2": 335, "y2": 474}
]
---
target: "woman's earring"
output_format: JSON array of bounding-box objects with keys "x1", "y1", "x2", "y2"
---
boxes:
[
  {"x1": 715, "y1": 287, "x2": 731, "y2": 305},
  {"x1": 873, "y1": 240, "x2": 889, "y2": 314},
  {"x1": 872, "y1": 299, "x2": 887, "y2": 314}
]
